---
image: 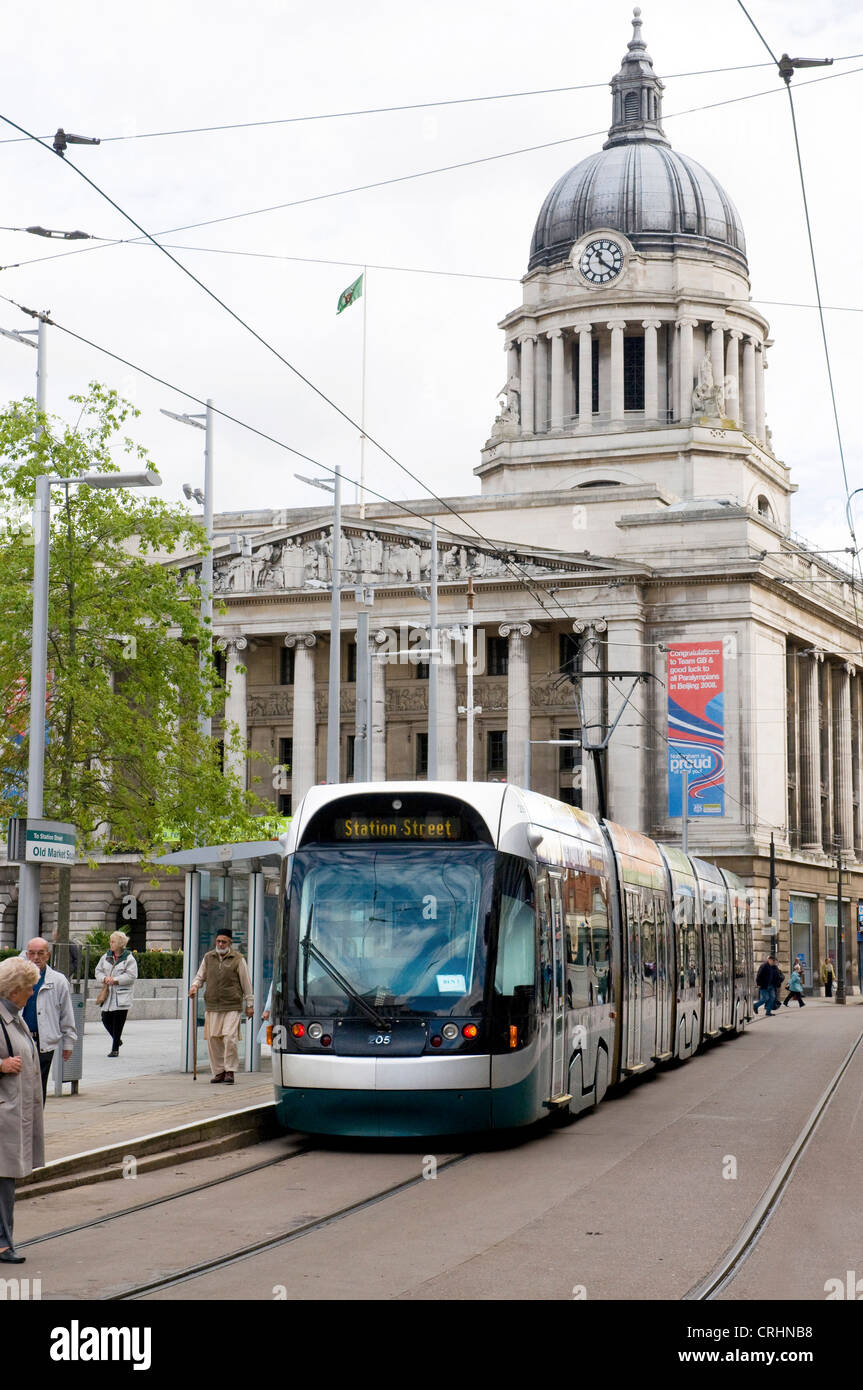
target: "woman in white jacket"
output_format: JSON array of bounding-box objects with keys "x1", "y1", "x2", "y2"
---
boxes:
[{"x1": 95, "y1": 931, "x2": 138, "y2": 1058}]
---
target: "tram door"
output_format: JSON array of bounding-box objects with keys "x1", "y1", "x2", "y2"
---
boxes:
[
  {"x1": 624, "y1": 890, "x2": 644, "y2": 1071},
  {"x1": 546, "y1": 870, "x2": 568, "y2": 1100},
  {"x1": 653, "y1": 893, "x2": 673, "y2": 1058}
]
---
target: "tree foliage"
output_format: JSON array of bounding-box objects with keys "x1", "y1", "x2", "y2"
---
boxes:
[{"x1": 0, "y1": 384, "x2": 270, "y2": 858}]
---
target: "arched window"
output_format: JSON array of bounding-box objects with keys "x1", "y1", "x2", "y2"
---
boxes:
[
  {"x1": 757, "y1": 495, "x2": 772, "y2": 519},
  {"x1": 624, "y1": 92, "x2": 640, "y2": 123}
]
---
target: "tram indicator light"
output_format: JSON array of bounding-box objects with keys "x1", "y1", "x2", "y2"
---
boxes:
[
  {"x1": 266, "y1": 1025, "x2": 273, "y2": 1046},
  {"x1": 462, "y1": 1024, "x2": 478, "y2": 1039},
  {"x1": 509, "y1": 1025, "x2": 518, "y2": 1049},
  {"x1": 291, "y1": 1022, "x2": 306, "y2": 1038}
]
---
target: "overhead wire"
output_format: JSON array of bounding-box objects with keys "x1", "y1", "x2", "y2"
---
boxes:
[
  {"x1": 732, "y1": 0, "x2": 863, "y2": 672},
  {"x1": 3, "y1": 60, "x2": 863, "y2": 277},
  {"x1": 6, "y1": 57, "x2": 859, "y2": 148},
  {"x1": 0, "y1": 288, "x2": 588, "y2": 639},
  {"x1": 0, "y1": 111, "x2": 603, "y2": 642}
]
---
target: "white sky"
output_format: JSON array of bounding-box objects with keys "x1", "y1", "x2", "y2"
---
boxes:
[{"x1": 1, "y1": 0, "x2": 861, "y2": 558}]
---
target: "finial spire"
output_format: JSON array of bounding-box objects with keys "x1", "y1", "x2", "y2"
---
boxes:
[{"x1": 603, "y1": 8, "x2": 669, "y2": 150}]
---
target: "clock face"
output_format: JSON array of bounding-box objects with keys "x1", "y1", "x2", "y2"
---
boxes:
[{"x1": 579, "y1": 238, "x2": 624, "y2": 285}]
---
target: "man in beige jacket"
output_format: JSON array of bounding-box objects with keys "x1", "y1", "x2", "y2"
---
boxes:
[{"x1": 188, "y1": 930, "x2": 253, "y2": 1084}]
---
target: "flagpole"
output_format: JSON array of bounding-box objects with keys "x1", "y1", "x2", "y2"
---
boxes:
[{"x1": 359, "y1": 266, "x2": 368, "y2": 520}]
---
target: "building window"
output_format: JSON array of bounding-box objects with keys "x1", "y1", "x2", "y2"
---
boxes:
[
  {"x1": 487, "y1": 730, "x2": 507, "y2": 776},
  {"x1": 623, "y1": 336, "x2": 645, "y2": 411},
  {"x1": 278, "y1": 737, "x2": 293, "y2": 771},
  {"x1": 214, "y1": 648, "x2": 227, "y2": 683},
  {"x1": 624, "y1": 90, "x2": 640, "y2": 123},
  {"x1": 559, "y1": 633, "x2": 581, "y2": 682},
  {"x1": 558, "y1": 727, "x2": 579, "y2": 772},
  {"x1": 573, "y1": 338, "x2": 600, "y2": 415},
  {"x1": 345, "y1": 643, "x2": 357, "y2": 683},
  {"x1": 346, "y1": 734, "x2": 356, "y2": 779},
  {"x1": 487, "y1": 636, "x2": 509, "y2": 677},
  {"x1": 558, "y1": 726, "x2": 582, "y2": 809},
  {"x1": 414, "y1": 656, "x2": 429, "y2": 680},
  {"x1": 280, "y1": 646, "x2": 295, "y2": 685},
  {"x1": 416, "y1": 732, "x2": 429, "y2": 777},
  {"x1": 278, "y1": 793, "x2": 292, "y2": 816}
]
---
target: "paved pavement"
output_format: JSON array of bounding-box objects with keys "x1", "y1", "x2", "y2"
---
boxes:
[{"x1": 42, "y1": 1018, "x2": 274, "y2": 1163}]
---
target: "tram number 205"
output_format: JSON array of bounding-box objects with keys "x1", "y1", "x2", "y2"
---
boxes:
[{"x1": 369, "y1": 1034, "x2": 391, "y2": 1046}]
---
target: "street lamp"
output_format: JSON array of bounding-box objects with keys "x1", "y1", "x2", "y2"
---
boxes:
[
  {"x1": 0, "y1": 314, "x2": 48, "y2": 422},
  {"x1": 295, "y1": 468, "x2": 342, "y2": 782},
  {"x1": 17, "y1": 468, "x2": 162, "y2": 947},
  {"x1": 162, "y1": 403, "x2": 214, "y2": 737}
]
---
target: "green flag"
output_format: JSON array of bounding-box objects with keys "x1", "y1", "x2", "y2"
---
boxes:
[{"x1": 336, "y1": 273, "x2": 363, "y2": 314}]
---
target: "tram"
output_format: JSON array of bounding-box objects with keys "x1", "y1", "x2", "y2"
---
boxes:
[{"x1": 271, "y1": 783, "x2": 753, "y2": 1137}]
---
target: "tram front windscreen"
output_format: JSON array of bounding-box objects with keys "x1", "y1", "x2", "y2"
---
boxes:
[{"x1": 284, "y1": 846, "x2": 496, "y2": 1017}]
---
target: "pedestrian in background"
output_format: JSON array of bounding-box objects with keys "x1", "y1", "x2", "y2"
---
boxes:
[
  {"x1": 0, "y1": 957, "x2": 44, "y2": 1264},
  {"x1": 782, "y1": 966, "x2": 805, "y2": 1008},
  {"x1": 95, "y1": 931, "x2": 138, "y2": 1057},
  {"x1": 21, "y1": 938, "x2": 77, "y2": 1103},
  {"x1": 754, "y1": 955, "x2": 777, "y2": 1016},
  {"x1": 821, "y1": 955, "x2": 835, "y2": 999},
  {"x1": 188, "y1": 930, "x2": 254, "y2": 1085}
]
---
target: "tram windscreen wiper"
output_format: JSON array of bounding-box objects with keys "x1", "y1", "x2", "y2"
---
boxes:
[{"x1": 300, "y1": 933, "x2": 391, "y2": 1032}]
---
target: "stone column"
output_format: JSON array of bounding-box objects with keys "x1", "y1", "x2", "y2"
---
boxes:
[
  {"x1": 576, "y1": 322, "x2": 593, "y2": 431},
  {"x1": 671, "y1": 320, "x2": 680, "y2": 420},
  {"x1": 220, "y1": 636, "x2": 248, "y2": 787},
  {"x1": 437, "y1": 634, "x2": 458, "y2": 779},
  {"x1": 520, "y1": 335, "x2": 536, "y2": 434},
  {"x1": 642, "y1": 320, "x2": 661, "y2": 423},
  {"x1": 535, "y1": 334, "x2": 548, "y2": 433},
  {"x1": 677, "y1": 317, "x2": 697, "y2": 423},
  {"x1": 799, "y1": 651, "x2": 822, "y2": 851},
  {"x1": 549, "y1": 329, "x2": 565, "y2": 431},
  {"x1": 608, "y1": 319, "x2": 626, "y2": 423},
  {"x1": 743, "y1": 336, "x2": 757, "y2": 435},
  {"x1": 573, "y1": 621, "x2": 605, "y2": 818},
  {"x1": 564, "y1": 336, "x2": 576, "y2": 425},
  {"x1": 710, "y1": 322, "x2": 725, "y2": 396},
  {"x1": 835, "y1": 662, "x2": 855, "y2": 852},
  {"x1": 285, "y1": 633, "x2": 317, "y2": 803},
  {"x1": 371, "y1": 632, "x2": 388, "y2": 781},
  {"x1": 606, "y1": 609, "x2": 645, "y2": 827},
  {"x1": 725, "y1": 330, "x2": 742, "y2": 426},
  {"x1": 755, "y1": 343, "x2": 766, "y2": 444},
  {"x1": 499, "y1": 623, "x2": 532, "y2": 786},
  {"x1": 506, "y1": 339, "x2": 519, "y2": 391}
]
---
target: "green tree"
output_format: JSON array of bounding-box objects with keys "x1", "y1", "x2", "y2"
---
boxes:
[{"x1": 0, "y1": 384, "x2": 273, "y2": 943}]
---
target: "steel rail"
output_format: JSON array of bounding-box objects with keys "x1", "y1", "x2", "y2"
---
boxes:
[
  {"x1": 19, "y1": 1145, "x2": 313, "y2": 1249},
  {"x1": 684, "y1": 1022, "x2": 863, "y2": 1300},
  {"x1": 107, "y1": 1153, "x2": 471, "y2": 1300}
]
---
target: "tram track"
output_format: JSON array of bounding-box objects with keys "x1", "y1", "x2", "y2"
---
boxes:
[
  {"x1": 18, "y1": 1143, "x2": 314, "y2": 1250},
  {"x1": 106, "y1": 1152, "x2": 472, "y2": 1300},
  {"x1": 684, "y1": 1020, "x2": 863, "y2": 1301}
]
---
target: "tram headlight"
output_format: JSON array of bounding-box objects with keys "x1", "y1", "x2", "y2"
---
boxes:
[
  {"x1": 441, "y1": 1023, "x2": 459, "y2": 1040},
  {"x1": 307, "y1": 1023, "x2": 323, "y2": 1040}
]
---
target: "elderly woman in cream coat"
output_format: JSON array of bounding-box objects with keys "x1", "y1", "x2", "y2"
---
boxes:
[
  {"x1": 95, "y1": 930, "x2": 138, "y2": 1058},
  {"x1": 0, "y1": 957, "x2": 44, "y2": 1263}
]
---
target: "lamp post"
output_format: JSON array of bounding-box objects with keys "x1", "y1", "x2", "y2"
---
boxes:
[
  {"x1": 17, "y1": 468, "x2": 162, "y2": 947},
  {"x1": 0, "y1": 313, "x2": 48, "y2": 424},
  {"x1": 162, "y1": 402, "x2": 214, "y2": 737},
  {"x1": 295, "y1": 468, "x2": 342, "y2": 782}
]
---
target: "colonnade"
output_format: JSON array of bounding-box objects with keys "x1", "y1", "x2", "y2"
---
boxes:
[
  {"x1": 508, "y1": 316, "x2": 767, "y2": 443},
  {"x1": 792, "y1": 652, "x2": 860, "y2": 855}
]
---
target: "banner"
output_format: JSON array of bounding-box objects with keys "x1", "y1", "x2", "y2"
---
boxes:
[{"x1": 667, "y1": 641, "x2": 725, "y2": 817}]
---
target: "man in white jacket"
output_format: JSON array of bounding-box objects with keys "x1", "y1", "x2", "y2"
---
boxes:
[{"x1": 22, "y1": 939, "x2": 77, "y2": 1102}]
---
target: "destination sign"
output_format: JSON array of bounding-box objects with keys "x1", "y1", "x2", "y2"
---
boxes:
[{"x1": 335, "y1": 815, "x2": 463, "y2": 842}]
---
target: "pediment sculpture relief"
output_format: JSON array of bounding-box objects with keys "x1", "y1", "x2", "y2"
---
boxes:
[{"x1": 212, "y1": 527, "x2": 573, "y2": 595}]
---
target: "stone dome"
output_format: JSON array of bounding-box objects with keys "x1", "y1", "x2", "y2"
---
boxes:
[{"x1": 528, "y1": 10, "x2": 747, "y2": 274}]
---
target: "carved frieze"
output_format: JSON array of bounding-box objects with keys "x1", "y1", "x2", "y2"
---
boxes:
[{"x1": 212, "y1": 523, "x2": 579, "y2": 596}]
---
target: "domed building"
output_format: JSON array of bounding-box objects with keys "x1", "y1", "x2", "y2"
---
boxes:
[{"x1": 4, "y1": 12, "x2": 861, "y2": 999}]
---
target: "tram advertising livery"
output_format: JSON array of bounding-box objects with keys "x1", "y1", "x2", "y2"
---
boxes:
[{"x1": 271, "y1": 783, "x2": 753, "y2": 1137}]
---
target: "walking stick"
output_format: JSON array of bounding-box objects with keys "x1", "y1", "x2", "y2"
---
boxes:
[{"x1": 191, "y1": 993, "x2": 197, "y2": 1082}]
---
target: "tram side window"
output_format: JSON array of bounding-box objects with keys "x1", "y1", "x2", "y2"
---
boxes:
[
  {"x1": 563, "y1": 866, "x2": 609, "y2": 1008},
  {"x1": 494, "y1": 860, "x2": 536, "y2": 997}
]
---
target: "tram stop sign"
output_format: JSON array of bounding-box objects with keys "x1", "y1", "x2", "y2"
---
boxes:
[{"x1": 24, "y1": 818, "x2": 77, "y2": 864}]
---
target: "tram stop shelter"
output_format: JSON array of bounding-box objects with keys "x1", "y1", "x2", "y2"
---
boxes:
[{"x1": 154, "y1": 839, "x2": 283, "y2": 1075}]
